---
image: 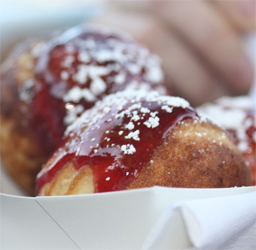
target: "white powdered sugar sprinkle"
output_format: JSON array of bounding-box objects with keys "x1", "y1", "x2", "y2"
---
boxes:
[
  {"x1": 121, "y1": 144, "x2": 136, "y2": 154},
  {"x1": 197, "y1": 96, "x2": 255, "y2": 153},
  {"x1": 65, "y1": 89, "x2": 192, "y2": 155},
  {"x1": 144, "y1": 116, "x2": 160, "y2": 128},
  {"x1": 125, "y1": 130, "x2": 140, "y2": 141},
  {"x1": 55, "y1": 26, "x2": 168, "y2": 126},
  {"x1": 63, "y1": 86, "x2": 96, "y2": 103}
]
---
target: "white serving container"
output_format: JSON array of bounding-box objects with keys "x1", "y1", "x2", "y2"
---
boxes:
[{"x1": 1, "y1": 175, "x2": 255, "y2": 250}]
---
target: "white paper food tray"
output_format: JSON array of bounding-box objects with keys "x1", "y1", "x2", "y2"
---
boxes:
[
  {"x1": 1, "y1": 161, "x2": 255, "y2": 250},
  {"x1": 1, "y1": 186, "x2": 256, "y2": 250}
]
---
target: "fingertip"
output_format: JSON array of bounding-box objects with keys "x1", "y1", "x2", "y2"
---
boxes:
[
  {"x1": 238, "y1": 0, "x2": 256, "y2": 30},
  {"x1": 229, "y1": 56, "x2": 254, "y2": 94},
  {"x1": 214, "y1": 0, "x2": 256, "y2": 31},
  {"x1": 240, "y1": 0, "x2": 256, "y2": 19}
]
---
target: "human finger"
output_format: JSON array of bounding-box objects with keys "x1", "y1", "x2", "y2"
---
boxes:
[
  {"x1": 155, "y1": 1, "x2": 254, "y2": 94},
  {"x1": 213, "y1": 0, "x2": 256, "y2": 31},
  {"x1": 149, "y1": 24, "x2": 230, "y2": 106}
]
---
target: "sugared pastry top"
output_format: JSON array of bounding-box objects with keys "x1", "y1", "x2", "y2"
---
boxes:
[
  {"x1": 0, "y1": 26, "x2": 170, "y2": 195},
  {"x1": 36, "y1": 90, "x2": 251, "y2": 196},
  {"x1": 36, "y1": 90, "x2": 193, "y2": 194},
  {"x1": 32, "y1": 26, "x2": 170, "y2": 153},
  {"x1": 197, "y1": 96, "x2": 256, "y2": 185}
]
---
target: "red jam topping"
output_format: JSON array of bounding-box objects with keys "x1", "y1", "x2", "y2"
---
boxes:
[
  {"x1": 36, "y1": 91, "x2": 197, "y2": 194},
  {"x1": 31, "y1": 26, "x2": 170, "y2": 156}
]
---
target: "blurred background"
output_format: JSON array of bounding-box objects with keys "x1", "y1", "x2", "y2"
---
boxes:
[
  {"x1": 0, "y1": 0, "x2": 105, "y2": 61},
  {"x1": 0, "y1": 0, "x2": 255, "y2": 105}
]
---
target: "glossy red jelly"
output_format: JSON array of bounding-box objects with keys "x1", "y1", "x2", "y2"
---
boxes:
[
  {"x1": 31, "y1": 27, "x2": 170, "y2": 156},
  {"x1": 36, "y1": 93, "x2": 197, "y2": 194}
]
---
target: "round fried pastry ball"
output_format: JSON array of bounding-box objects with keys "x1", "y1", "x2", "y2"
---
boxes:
[
  {"x1": 0, "y1": 26, "x2": 170, "y2": 195},
  {"x1": 197, "y1": 96, "x2": 256, "y2": 185},
  {"x1": 0, "y1": 38, "x2": 48, "y2": 194},
  {"x1": 36, "y1": 90, "x2": 251, "y2": 196},
  {"x1": 33, "y1": 25, "x2": 170, "y2": 152}
]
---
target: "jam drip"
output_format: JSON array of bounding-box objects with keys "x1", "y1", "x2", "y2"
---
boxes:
[
  {"x1": 31, "y1": 27, "x2": 170, "y2": 155},
  {"x1": 36, "y1": 96, "x2": 197, "y2": 194}
]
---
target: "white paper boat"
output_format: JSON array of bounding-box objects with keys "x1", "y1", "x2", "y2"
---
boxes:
[{"x1": 1, "y1": 178, "x2": 255, "y2": 250}]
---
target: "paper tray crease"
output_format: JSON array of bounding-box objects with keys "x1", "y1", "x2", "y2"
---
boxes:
[{"x1": 1, "y1": 186, "x2": 255, "y2": 250}]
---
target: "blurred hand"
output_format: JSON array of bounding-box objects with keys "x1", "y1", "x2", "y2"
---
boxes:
[{"x1": 90, "y1": 0, "x2": 255, "y2": 106}]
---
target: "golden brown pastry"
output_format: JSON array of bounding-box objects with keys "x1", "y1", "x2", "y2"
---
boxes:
[
  {"x1": 0, "y1": 26, "x2": 170, "y2": 195},
  {"x1": 36, "y1": 90, "x2": 251, "y2": 196},
  {"x1": 1, "y1": 39, "x2": 48, "y2": 195},
  {"x1": 197, "y1": 96, "x2": 256, "y2": 185}
]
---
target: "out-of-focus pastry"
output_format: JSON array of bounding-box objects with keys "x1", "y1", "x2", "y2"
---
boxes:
[
  {"x1": 1, "y1": 38, "x2": 48, "y2": 195},
  {"x1": 197, "y1": 96, "x2": 256, "y2": 185},
  {"x1": 0, "y1": 26, "x2": 170, "y2": 195},
  {"x1": 36, "y1": 90, "x2": 251, "y2": 196}
]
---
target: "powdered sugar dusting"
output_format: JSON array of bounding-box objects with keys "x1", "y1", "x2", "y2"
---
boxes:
[
  {"x1": 48, "y1": 26, "x2": 168, "y2": 126},
  {"x1": 125, "y1": 130, "x2": 140, "y2": 141},
  {"x1": 63, "y1": 86, "x2": 96, "y2": 103},
  {"x1": 65, "y1": 90, "x2": 191, "y2": 156},
  {"x1": 197, "y1": 96, "x2": 256, "y2": 153},
  {"x1": 90, "y1": 77, "x2": 107, "y2": 96},
  {"x1": 121, "y1": 144, "x2": 136, "y2": 154},
  {"x1": 125, "y1": 122, "x2": 135, "y2": 130},
  {"x1": 144, "y1": 116, "x2": 160, "y2": 128}
]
